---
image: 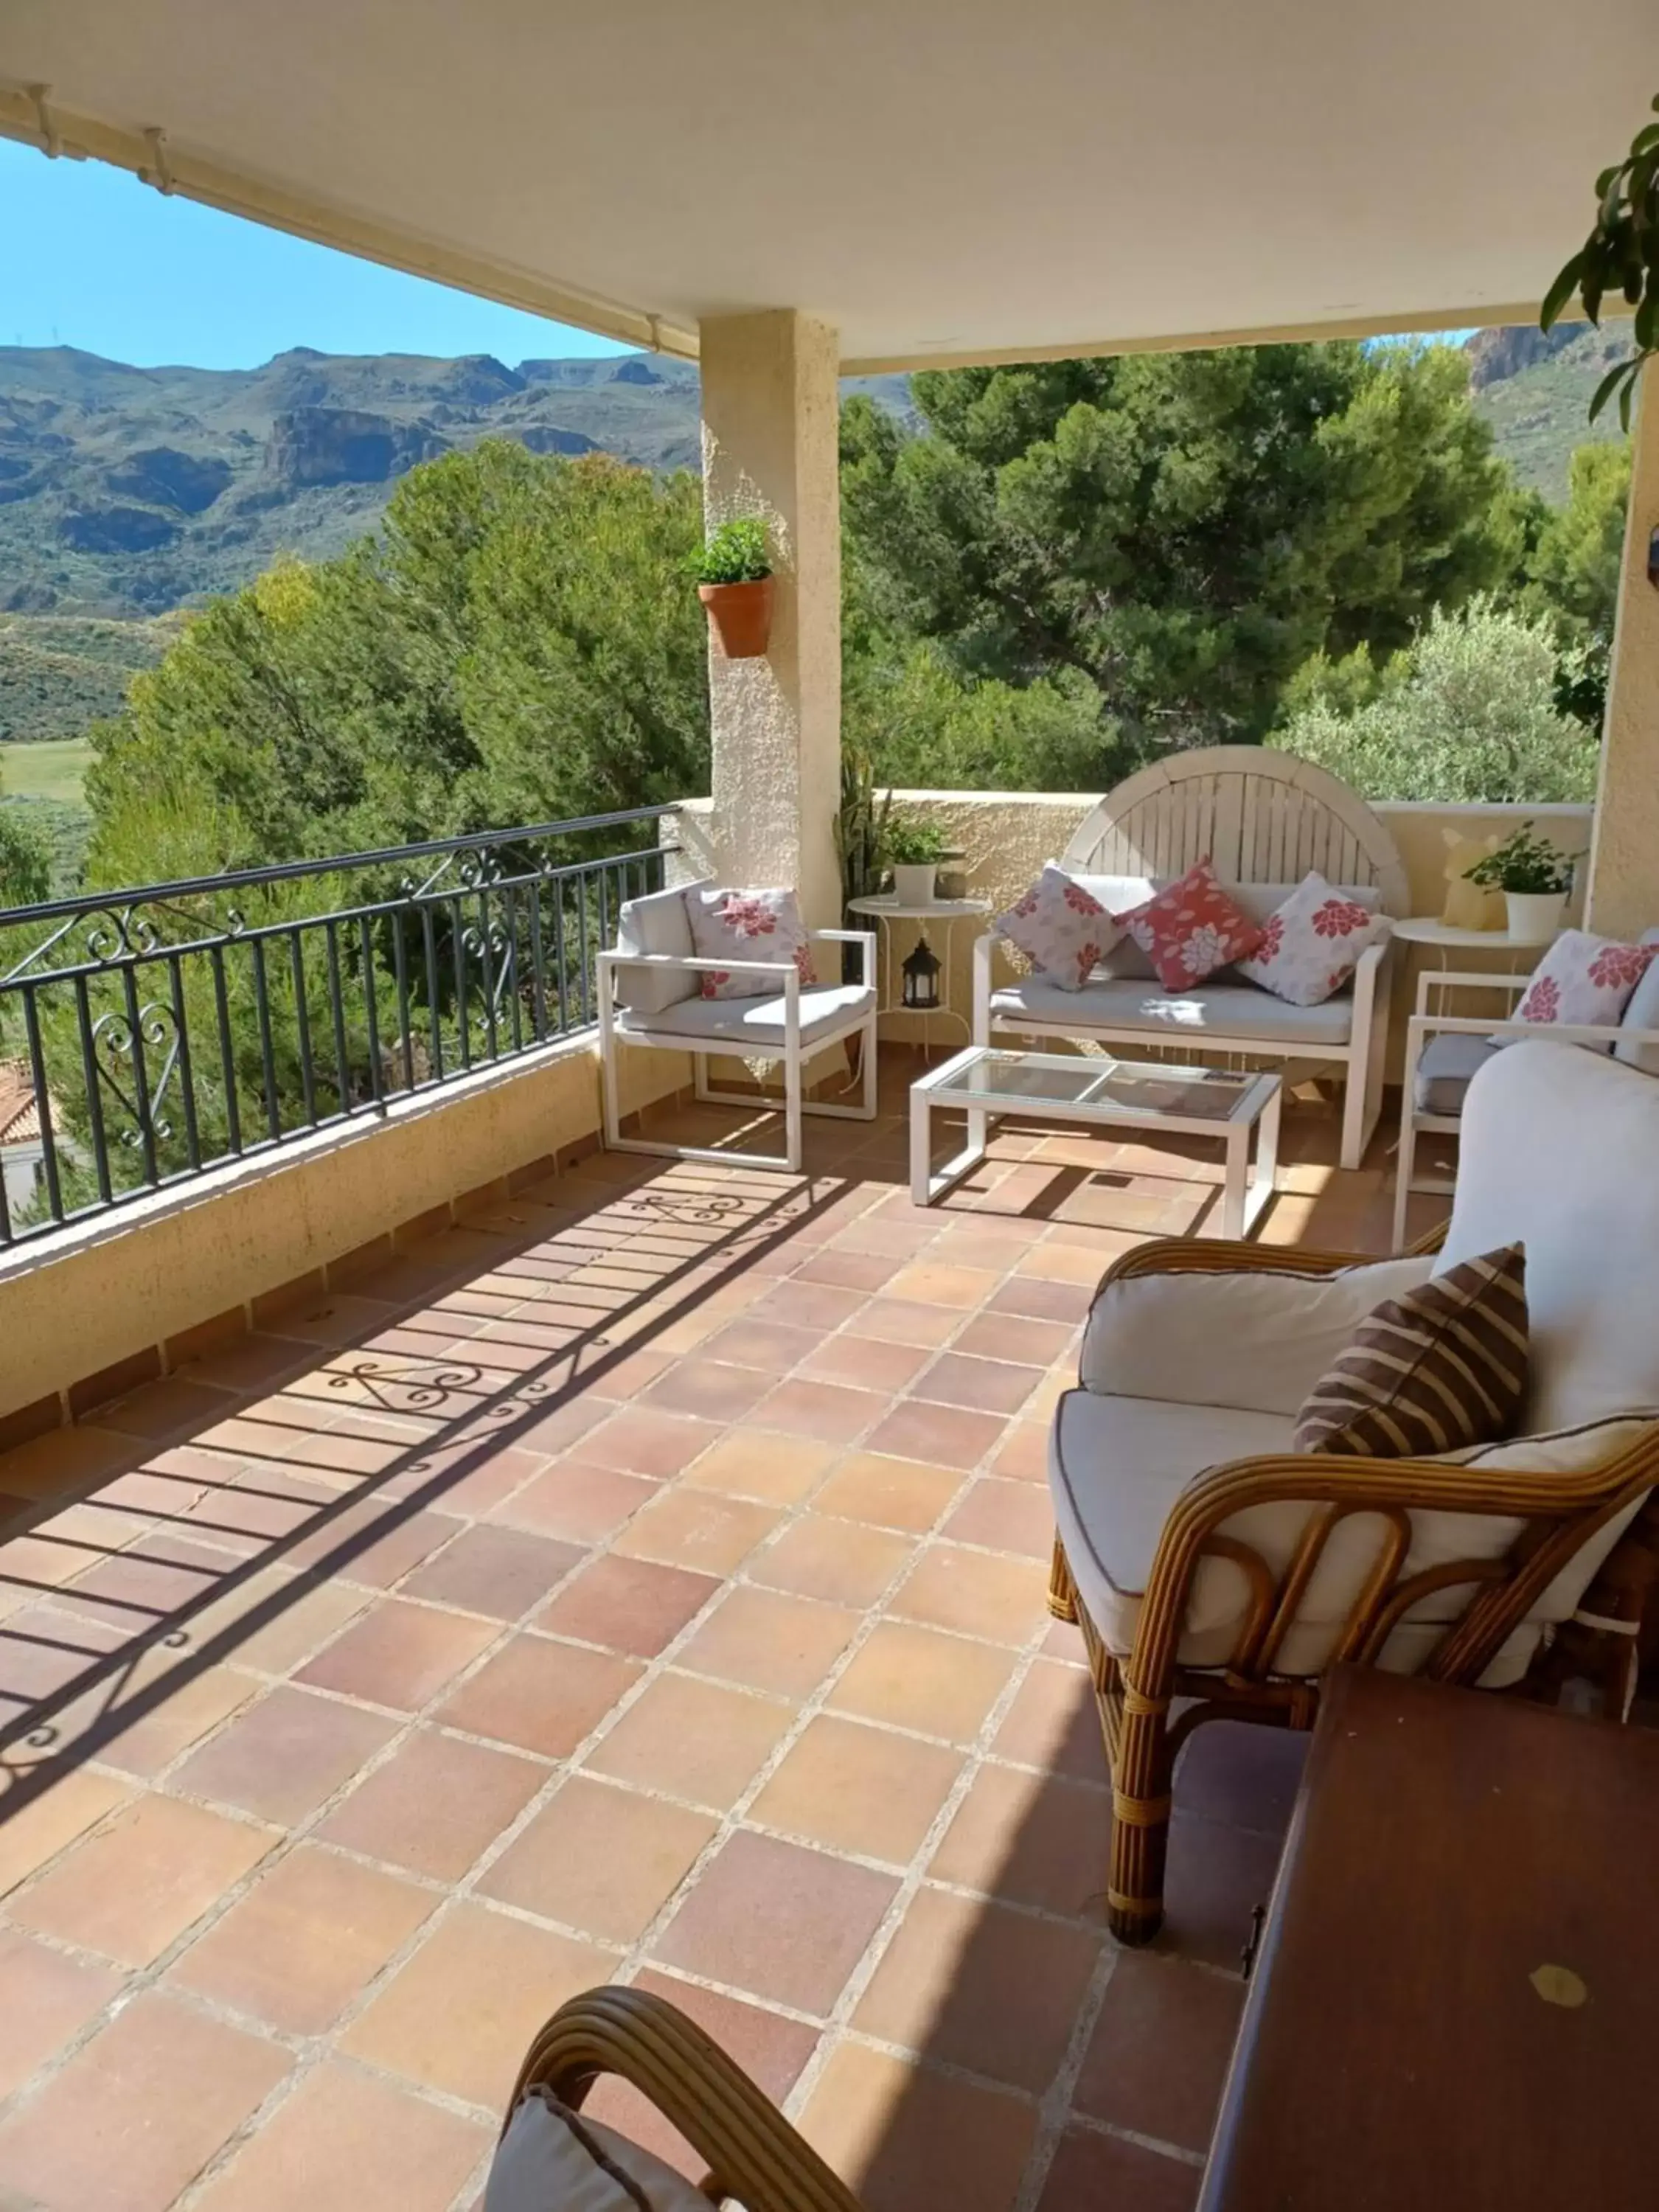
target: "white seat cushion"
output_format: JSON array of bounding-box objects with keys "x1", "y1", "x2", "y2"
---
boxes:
[
  {"x1": 990, "y1": 974, "x2": 1354, "y2": 1046},
  {"x1": 1050, "y1": 1388, "x2": 1298, "y2": 1667},
  {"x1": 1413, "y1": 1031, "x2": 1500, "y2": 1116},
  {"x1": 1052, "y1": 1385, "x2": 1656, "y2": 1688},
  {"x1": 1441, "y1": 1040, "x2": 1659, "y2": 1429},
  {"x1": 486, "y1": 2091, "x2": 710, "y2": 2211},
  {"x1": 618, "y1": 981, "x2": 874, "y2": 1051}
]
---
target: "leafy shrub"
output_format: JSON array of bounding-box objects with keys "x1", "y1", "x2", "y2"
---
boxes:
[{"x1": 1279, "y1": 598, "x2": 1599, "y2": 804}]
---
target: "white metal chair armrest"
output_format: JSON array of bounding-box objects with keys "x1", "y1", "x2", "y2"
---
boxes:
[
  {"x1": 1340, "y1": 936, "x2": 1393, "y2": 1174},
  {"x1": 1411, "y1": 966, "x2": 1529, "y2": 1019},
  {"x1": 1410, "y1": 1014, "x2": 1659, "y2": 1048},
  {"x1": 973, "y1": 928, "x2": 1003, "y2": 1045},
  {"x1": 596, "y1": 949, "x2": 801, "y2": 981},
  {"x1": 809, "y1": 928, "x2": 877, "y2": 990}
]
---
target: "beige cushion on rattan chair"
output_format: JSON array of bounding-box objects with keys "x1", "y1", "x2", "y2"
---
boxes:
[
  {"x1": 1079, "y1": 1254, "x2": 1435, "y2": 1416},
  {"x1": 1051, "y1": 1387, "x2": 1656, "y2": 1688},
  {"x1": 486, "y1": 2090, "x2": 711, "y2": 2211},
  {"x1": 1050, "y1": 1390, "x2": 1295, "y2": 1667}
]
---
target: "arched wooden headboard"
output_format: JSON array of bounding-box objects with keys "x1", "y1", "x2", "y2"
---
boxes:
[{"x1": 1061, "y1": 746, "x2": 1411, "y2": 916}]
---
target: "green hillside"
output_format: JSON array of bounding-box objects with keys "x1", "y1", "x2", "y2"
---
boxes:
[
  {"x1": 0, "y1": 612, "x2": 177, "y2": 742},
  {"x1": 1466, "y1": 321, "x2": 1630, "y2": 501}
]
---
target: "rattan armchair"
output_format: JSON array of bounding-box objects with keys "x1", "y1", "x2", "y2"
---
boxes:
[
  {"x1": 1049, "y1": 1040, "x2": 1659, "y2": 1947},
  {"x1": 501, "y1": 1985, "x2": 866, "y2": 2211}
]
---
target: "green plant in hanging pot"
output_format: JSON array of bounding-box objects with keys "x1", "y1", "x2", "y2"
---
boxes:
[
  {"x1": 885, "y1": 814, "x2": 951, "y2": 905},
  {"x1": 1541, "y1": 93, "x2": 1659, "y2": 426},
  {"x1": 689, "y1": 516, "x2": 773, "y2": 658},
  {"x1": 1464, "y1": 822, "x2": 1579, "y2": 943}
]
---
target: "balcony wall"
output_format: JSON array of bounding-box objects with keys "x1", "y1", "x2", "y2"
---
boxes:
[
  {"x1": 0, "y1": 786, "x2": 1596, "y2": 1440},
  {"x1": 0, "y1": 1036, "x2": 689, "y2": 1439}
]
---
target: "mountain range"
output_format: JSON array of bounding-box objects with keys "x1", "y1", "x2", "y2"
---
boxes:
[
  {"x1": 0, "y1": 346, "x2": 914, "y2": 623},
  {"x1": 0, "y1": 326, "x2": 1627, "y2": 751}
]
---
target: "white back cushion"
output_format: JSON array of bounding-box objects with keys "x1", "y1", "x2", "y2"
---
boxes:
[
  {"x1": 1225, "y1": 880, "x2": 1384, "y2": 928},
  {"x1": 1612, "y1": 925, "x2": 1659, "y2": 1077},
  {"x1": 612, "y1": 879, "x2": 705, "y2": 1014},
  {"x1": 1079, "y1": 1254, "x2": 1434, "y2": 1416},
  {"x1": 1441, "y1": 1039, "x2": 1659, "y2": 1428},
  {"x1": 1064, "y1": 872, "x2": 1158, "y2": 976}
]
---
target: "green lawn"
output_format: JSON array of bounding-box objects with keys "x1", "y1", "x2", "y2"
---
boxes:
[{"x1": 0, "y1": 738, "x2": 94, "y2": 804}]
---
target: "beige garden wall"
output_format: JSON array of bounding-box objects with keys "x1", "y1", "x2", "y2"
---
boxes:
[
  {"x1": 874, "y1": 789, "x2": 1595, "y2": 1075},
  {"x1": 0, "y1": 1035, "x2": 688, "y2": 1433}
]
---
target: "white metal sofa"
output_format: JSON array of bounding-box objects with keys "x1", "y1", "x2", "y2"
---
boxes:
[
  {"x1": 973, "y1": 748, "x2": 1409, "y2": 1170},
  {"x1": 597, "y1": 879, "x2": 877, "y2": 1172},
  {"x1": 1393, "y1": 932, "x2": 1659, "y2": 1245},
  {"x1": 1050, "y1": 1039, "x2": 1659, "y2": 1944}
]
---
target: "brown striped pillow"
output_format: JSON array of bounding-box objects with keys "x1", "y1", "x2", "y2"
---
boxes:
[{"x1": 1293, "y1": 1244, "x2": 1528, "y2": 1458}]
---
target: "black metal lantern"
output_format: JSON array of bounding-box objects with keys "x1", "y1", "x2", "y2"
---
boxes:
[{"x1": 902, "y1": 933, "x2": 942, "y2": 1011}]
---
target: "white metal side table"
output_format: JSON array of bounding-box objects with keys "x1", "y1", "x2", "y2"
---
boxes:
[{"x1": 846, "y1": 894, "x2": 992, "y2": 1054}]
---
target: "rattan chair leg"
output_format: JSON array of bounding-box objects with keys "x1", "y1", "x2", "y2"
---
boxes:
[
  {"x1": 1106, "y1": 1696, "x2": 1174, "y2": 1946},
  {"x1": 508, "y1": 1985, "x2": 866, "y2": 2211},
  {"x1": 1048, "y1": 1534, "x2": 1079, "y2": 1622}
]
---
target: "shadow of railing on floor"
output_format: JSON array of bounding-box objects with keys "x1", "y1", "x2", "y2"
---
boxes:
[{"x1": 0, "y1": 1151, "x2": 868, "y2": 1815}]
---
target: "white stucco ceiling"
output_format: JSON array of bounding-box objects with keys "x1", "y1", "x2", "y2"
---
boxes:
[{"x1": 1, "y1": 0, "x2": 1648, "y2": 369}]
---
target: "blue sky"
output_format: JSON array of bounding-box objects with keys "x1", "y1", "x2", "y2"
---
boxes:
[{"x1": 0, "y1": 138, "x2": 625, "y2": 369}]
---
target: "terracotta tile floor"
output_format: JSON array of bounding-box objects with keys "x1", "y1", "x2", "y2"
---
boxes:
[{"x1": 0, "y1": 1054, "x2": 1430, "y2": 2211}]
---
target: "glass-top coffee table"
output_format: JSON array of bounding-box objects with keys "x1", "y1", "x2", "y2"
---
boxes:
[{"x1": 910, "y1": 1045, "x2": 1281, "y2": 1237}]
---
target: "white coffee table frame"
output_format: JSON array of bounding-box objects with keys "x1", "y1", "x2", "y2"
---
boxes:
[{"x1": 911, "y1": 1044, "x2": 1282, "y2": 1238}]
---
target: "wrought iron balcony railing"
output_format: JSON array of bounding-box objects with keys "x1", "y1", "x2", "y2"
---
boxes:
[{"x1": 0, "y1": 807, "x2": 680, "y2": 1248}]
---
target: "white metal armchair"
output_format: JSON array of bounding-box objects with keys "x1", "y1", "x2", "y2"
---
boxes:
[
  {"x1": 1393, "y1": 961, "x2": 1659, "y2": 1245},
  {"x1": 597, "y1": 880, "x2": 877, "y2": 1172}
]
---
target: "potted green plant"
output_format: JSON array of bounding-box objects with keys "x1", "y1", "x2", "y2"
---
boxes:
[
  {"x1": 1464, "y1": 824, "x2": 1578, "y2": 943},
  {"x1": 886, "y1": 815, "x2": 951, "y2": 905},
  {"x1": 689, "y1": 516, "x2": 773, "y2": 658}
]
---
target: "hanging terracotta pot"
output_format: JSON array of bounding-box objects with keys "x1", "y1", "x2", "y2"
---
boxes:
[{"x1": 699, "y1": 576, "x2": 774, "y2": 659}]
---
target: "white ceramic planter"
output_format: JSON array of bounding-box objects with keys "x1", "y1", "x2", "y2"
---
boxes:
[
  {"x1": 1505, "y1": 890, "x2": 1568, "y2": 944},
  {"x1": 891, "y1": 863, "x2": 938, "y2": 905}
]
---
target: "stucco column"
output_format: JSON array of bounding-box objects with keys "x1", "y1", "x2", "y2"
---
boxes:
[
  {"x1": 700, "y1": 310, "x2": 841, "y2": 931},
  {"x1": 1585, "y1": 363, "x2": 1659, "y2": 938}
]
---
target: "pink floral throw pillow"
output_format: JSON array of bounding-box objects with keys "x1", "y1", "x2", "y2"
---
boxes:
[
  {"x1": 1501, "y1": 929, "x2": 1656, "y2": 1039},
  {"x1": 1235, "y1": 872, "x2": 1387, "y2": 1008},
  {"x1": 686, "y1": 887, "x2": 818, "y2": 1001},
  {"x1": 1120, "y1": 860, "x2": 1263, "y2": 992},
  {"x1": 993, "y1": 864, "x2": 1122, "y2": 991}
]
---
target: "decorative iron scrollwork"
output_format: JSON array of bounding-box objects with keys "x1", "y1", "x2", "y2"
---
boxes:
[{"x1": 92, "y1": 1001, "x2": 179, "y2": 1147}]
